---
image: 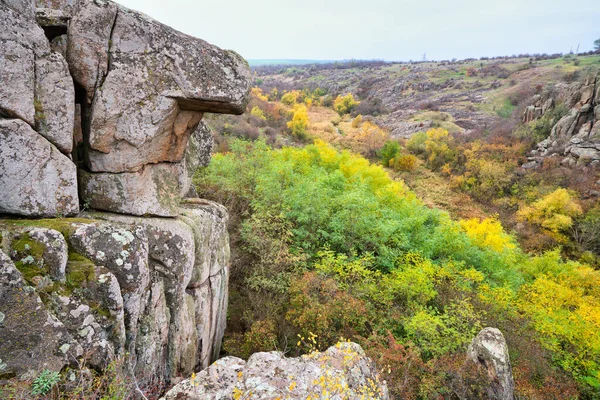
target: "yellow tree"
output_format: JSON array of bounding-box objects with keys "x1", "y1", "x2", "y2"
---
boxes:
[
  {"x1": 333, "y1": 94, "x2": 360, "y2": 115},
  {"x1": 287, "y1": 104, "x2": 309, "y2": 139},
  {"x1": 517, "y1": 188, "x2": 583, "y2": 241}
]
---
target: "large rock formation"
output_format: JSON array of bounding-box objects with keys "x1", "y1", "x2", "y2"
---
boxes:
[
  {"x1": 468, "y1": 327, "x2": 515, "y2": 400},
  {"x1": 0, "y1": 0, "x2": 252, "y2": 218},
  {"x1": 162, "y1": 342, "x2": 389, "y2": 400},
  {"x1": 0, "y1": 0, "x2": 250, "y2": 385},
  {"x1": 526, "y1": 72, "x2": 600, "y2": 167},
  {"x1": 0, "y1": 200, "x2": 230, "y2": 381}
]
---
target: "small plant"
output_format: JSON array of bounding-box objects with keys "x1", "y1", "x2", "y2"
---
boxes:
[{"x1": 31, "y1": 369, "x2": 60, "y2": 396}]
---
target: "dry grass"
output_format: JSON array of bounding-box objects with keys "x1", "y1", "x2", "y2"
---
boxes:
[{"x1": 393, "y1": 161, "x2": 488, "y2": 221}]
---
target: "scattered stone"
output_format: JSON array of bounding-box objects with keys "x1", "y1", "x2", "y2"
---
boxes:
[{"x1": 468, "y1": 327, "x2": 515, "y2": 400}]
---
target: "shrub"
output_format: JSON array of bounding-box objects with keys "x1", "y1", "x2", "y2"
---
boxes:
[
  {"x1": 390, "y1": 154, "x2": 418, "y2": 172},
  {"x1": 333, "y1": 93, "x2": 360, "y2": 115},
  {"x1": 31, "y1": 369, "x2": 60, "y2": 396},
  {"x1": 423, "y1": 128, "x2": 457, "y2": 170},
  {"x1": 250, "y1": 106, "x2": 266, "y2": 121},
  {"x1": 517, "y1": 188, "x2": 583, "y2": 239},
  {"x1": 406, "y1": 131, "x2": 428, "y2": 155},
  {"x1": 287, "y1": 104, "x2": 309, "y2": 139},
  {"x1": 281, "y1": 90, "x2": 302, "y2": 105},
  {"x1": 380, "y1": 140, "x2": 401, "y2": 166},
  {"x1": 351, "y1": 114, "x2": 363, "y2": 128}
]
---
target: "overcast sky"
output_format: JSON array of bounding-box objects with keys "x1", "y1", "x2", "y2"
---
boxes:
[{"x1": 117, "y1": 0, "x2": 599, "y2": 61}]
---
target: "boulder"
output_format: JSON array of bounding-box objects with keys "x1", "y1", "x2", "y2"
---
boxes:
[
  {"x1": 468, "y1": 327, "x2": 515, "y2": 400},
  {"x1": 84, "y1": 203, "x2": 231, "y2": 379},
  {"x1": 0, "y1": 250, "x2": 80, "y2": 378},
  {"x1": 78, "y1": 163, "x2": 182, "y2": 217},
  {"x1": 0, "y1": 119, "x2": 79, "y2": 217},
  {"x1": 46, "y1": 265, "x2": 126, "y2": 370},
  {"x1": 64, "y1": 0, "x2": 251, "y2": 174},
  {"x1": 34, "y1": 50, "x2": 75, "y2": 154},
  {"x1": 25, "y1": 228, "x2": 69, "y2": 282},
  {"x1": 0, "y1": 203, "x2": 231, "y2": 381},
  {"x1": 0, "y1": 2, "x2": 46, "y2": 124},
  {"x1": 68, "y1": 221, "x2": 150, "y2": 352},
  {"x1": 162, "y1": 342, "x2": 389, "y2": 400}
]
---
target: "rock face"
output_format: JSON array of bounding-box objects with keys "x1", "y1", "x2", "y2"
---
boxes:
[
  {"x1": 163, "y1": 342, "x2": 389, "y2": 400},
  {"x1": 527, "y1": 73, "x2": 600, "y2": 167},
  {"x1": 0, "y1": 200, "x2": 230, "y2": 380},
  {"x1": 0, "y1": 0, "x2": 250, "y2": 385},
  {"x1": 0, "y1": 119, "x2": 79, "y2": 217},
  {"x1": 468, "y1": 328, "x2": 515, "y2": 400},
  {"x1": 0, "y1": 0, "x2": 251, "y2": 218},
  {"x1": 0, "y1": 250, "x2": 81, "y2": 379}
]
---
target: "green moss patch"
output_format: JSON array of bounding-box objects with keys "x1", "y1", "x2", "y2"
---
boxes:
[
  {"x1": 0, "y1": 218, "x2": 97, "y2": 239},
  {"x1": 66, "y1": 253, "x2": 96, "y2": 289}
]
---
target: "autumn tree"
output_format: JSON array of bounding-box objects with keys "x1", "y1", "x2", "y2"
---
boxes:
[
  {"x1": 287, "y1": 104, "x2": 309, "y2": 139},
  {"x1": 333, "y1": 93, "x2": 360, "y2": 115}
]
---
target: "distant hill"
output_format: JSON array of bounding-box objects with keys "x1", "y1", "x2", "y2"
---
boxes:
[{"x1": 247, "y1": 59, "x2": 337, "y2": 67}]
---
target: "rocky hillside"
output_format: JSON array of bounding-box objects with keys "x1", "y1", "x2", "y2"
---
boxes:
[
  {"x1": 0, "y1": 0, "x2": 252, "y2": 395},
  {"x1": 255, "y1": 55, "x2": 600, "y2": 140}
]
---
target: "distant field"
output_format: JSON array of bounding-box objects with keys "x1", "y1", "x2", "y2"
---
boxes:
[{"x1": 247, "y1": 59, "x2": 336, "y2": 66}]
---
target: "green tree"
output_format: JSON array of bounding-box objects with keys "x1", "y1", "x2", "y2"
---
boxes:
[{"x1": 594, "y1": 38, "x2": 600, "y2": 51}]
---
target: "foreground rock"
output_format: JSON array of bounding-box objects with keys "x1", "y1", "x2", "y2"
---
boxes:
[
  {"x1": 0, "y1": 201, "x2": 230, "y2": 381},
  {"x1": 163, "y1": 342, "x2": 389, "y2": 400},
  {"x1": 0, "y1": 0, "x2": 251, "y2": 218},
  {"x1": 0, "y1": 250, "x2": 81, "y2": 379},
  {"x1": 468, "y1": 327, "x2": 515, "y2": 400}
]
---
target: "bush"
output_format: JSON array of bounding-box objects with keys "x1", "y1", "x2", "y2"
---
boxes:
[
  {"x1": 517, "y1": 188, "x2": 583, "y2": 240},
  {"x1": 406, "y1": 131, "x2": 428, "y2": 155},
  {"x1": 390, "y1": 154, "x2": 418, "y2": 172},
  {"x1": 351, "y1": 114, "x2": 363, "y2": 128},
  {"x1": 287, "y1": 104, "x2": 309, "y2": 139},
  {"x1": 333, "y1": 93, "x2": 360, "y2": 115},
  {"x1": 31, "y1": 369, "x2": 60, "y2": 396},
  {"x1": 250, "y1": 106, "x2": 266, "y2": 121},
  {"x1": 380, "y1": 140, "x2": 401, "y2": 166}
]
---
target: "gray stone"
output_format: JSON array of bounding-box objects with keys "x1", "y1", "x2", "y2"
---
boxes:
[
  {"x1": 162, "y1": 342, "x2": 389, "y2": 400},
  {"x1": 468, "y1": 327, "x2": 515, "y2": 400},
  {"x1": 47, "y1": 266, "x2": 126, "y2": 369},
  {"x1": 64, "y1": 0, "x2": 251, "y2": 173},
  {"x1": 78, "y1": 163, "x2": 182, "y2": 217},
  {"x1": 0, "y1": 119, "x2": 79, "y2": 217},
  {"x1": 68, "y1": 221, "x2": 149, "y2": 352},
  {"x1": 2, "y1": 0, "x2": 35, "y2": 17},
  {"x1": 0, "y1": 250, "x2": 80, "y2": 378},
  {"x1": 0, "y1": 2, "x2": 45, "y2": 124},
  {"x1": 27, "y1": 228, "x2": 68, "y2": 282},
  {"x1": 82, "y1": 203, "x2": 230, "y2": 379},
  {"x1": 34, "y1": 51, "x2": 75, "y2": 154},
  {"x1": 177, "y1": 121, "x2": 214, "y2": 197}
]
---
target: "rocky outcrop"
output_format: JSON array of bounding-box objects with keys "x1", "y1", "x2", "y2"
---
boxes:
[
  {"x1": 0, "y1": 0, "x2": 251, "y2": 218},
  {"x1": 468, "y1": 327, "x2": 515, "y2": 400},
  {"x1": 0, "y1": 119, "x2": 79, "y2": 217},
  {"x1": 527, "y1": 73, "x2": 600, "y2": 168},
  {"x1": 0, "y1": 200, "x2": 230, "y2": 380},
  {"x1": 0, "y1": 0, "x2": 250, "y2": 386},
  {"x1": 162, "y1": 342, "x2": 389, "y2": 400}
]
